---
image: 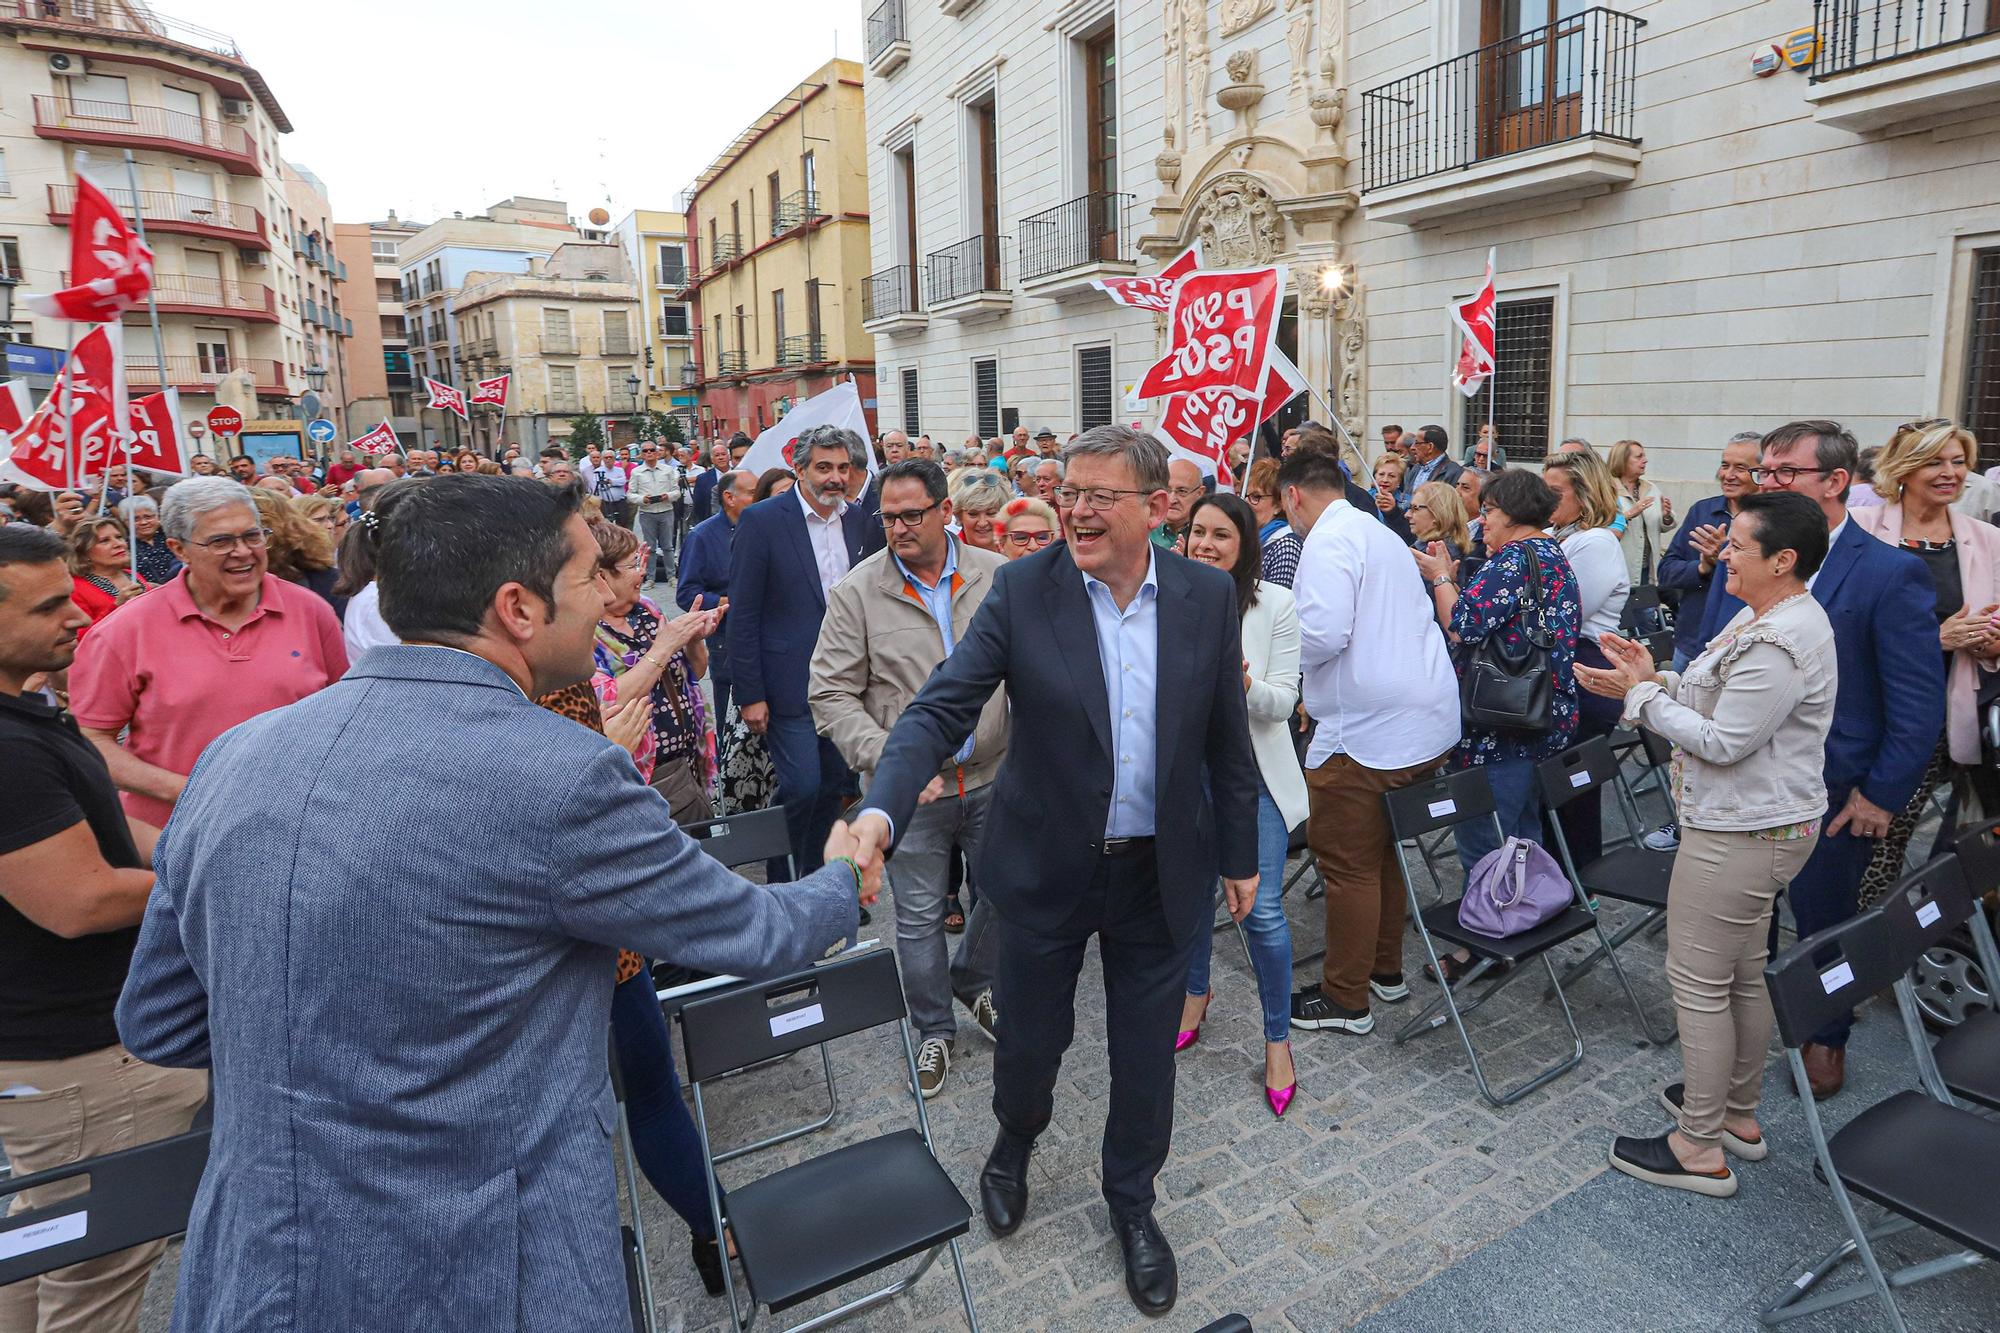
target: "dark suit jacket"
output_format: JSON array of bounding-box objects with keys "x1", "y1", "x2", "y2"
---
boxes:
[
  {"x1": 1656, "y1": 493, "x2": 1733, "y2": 660},
  {"x1": 676, "y1": 511, "x2": 736, "y2": 674},
  {"x1": 688, "y1": 468, "x2": 720, "y2": 526},
  {"x1": 861, "y1": 543, "x2": 1260, "y2": 946},
  {"x1": 1696, "y1": 517, "x2": 1945, "y2": 813},
  {"x1": 1345, "y1": 479, "x2": 1415, "y2": 546},
  {"x1": 726, "y1": 492, "x2": 873, "y2": 717},
  {"x1": 851, "y1": 477, "x2": 886, "y2": 559}
]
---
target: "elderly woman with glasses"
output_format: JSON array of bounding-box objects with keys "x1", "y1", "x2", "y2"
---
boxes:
[
  {"x1": 118, "y1": 493, "x2": 182, "y2": 585},
  {"x1": 996, "y1": 496, "x2": 1058, "y2": 559},
  {"x1": 950, "y1": 468, "x2": 1012, "y2": 554},
  {"x1": 67, "y1": 477, "x2": 349, "y2": 831}
]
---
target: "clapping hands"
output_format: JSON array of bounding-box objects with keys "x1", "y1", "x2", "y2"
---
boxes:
[{"x1": 1574, "y1": 631, "x2": 1660, "y2": 699}]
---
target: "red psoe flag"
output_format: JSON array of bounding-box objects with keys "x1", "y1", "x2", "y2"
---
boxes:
[
  {"x1": 1091, "y1": 242, "x2": 1204, "y2": 314},
  {"x1": 0, "y1": 324, "x2": 126, "y2": 489},
  {"x1": 1256, "y1": 348, "x2": 1310, "y2": 427},
  {"x1": 25, "y1": 177, "x2": 156, "y2": 323},
  {"x1": 470, "y1": 374, "x2": 510, "y2": 407},
  {"x1": 1450, "y1": 248, "x2": 1498, "y2": 399},
  {"x1": 123, "y1": 390, "x2": 192, "y2": 475},
  {"x1": 348, "y1": 422, "x2": 400, "y2": 455},
  {"x1": 423, "y1": 376, "x2": 468, "y2": 419},
  {"x1": 1156, "y1": 389, "x2": 1252, "y2": 486},
  {"x1": 1135, "y1": 265, "x2": 1287, "y2": 404}
]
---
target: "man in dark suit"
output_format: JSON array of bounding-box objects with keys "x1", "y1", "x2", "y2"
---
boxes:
[
  {"x1": 1398, "y1": 423, "x2": 1463, "y2": 506},
  {"x1": 850, "y1": 425, "x2": 1260, "y2": 1317},
  {"x1": 686, "y1": 441, "x2": 730, "y2": 527},
  {"x1": 676, "y1": 467, "x2": 755, "y2": 721},
  {"x1": 1695, "y1": 419, "x2": 1945, "y2": 1098},
  {"x1": 728, "y1": 425, "x2": 874, "y2": 880}
]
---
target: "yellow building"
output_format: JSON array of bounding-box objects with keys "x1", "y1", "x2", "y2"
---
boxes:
[
  {"x1": 682, "y1": 58, "x2": 875, "y2": 440},
  {"x1": 614, "y1": 207, "x2": 697, "y2": 436}
]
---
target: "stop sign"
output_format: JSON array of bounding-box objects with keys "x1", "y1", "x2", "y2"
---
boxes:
[{"x1": 206, "y1": 406, "x2": 244, "y2": 438}]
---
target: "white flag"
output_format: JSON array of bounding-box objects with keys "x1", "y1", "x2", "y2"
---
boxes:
[{"x1": 738, "y1": 379, "x2": 876, "y2": 478}]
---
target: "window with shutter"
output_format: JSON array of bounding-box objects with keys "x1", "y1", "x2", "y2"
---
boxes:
[
  {"x1": 1078, "y1": 346, "x2": 1113, "y2": 429},
  {"x1": 1962, "y1": 249, "x2": 2000, "y2": 471},
  {"x1": 901, "y1": 366, "x2": 920, "y2": 434},
  {"x1": 1461, "y1": 296, "x2": 1556, "y2": 460},
  {"x1": 974, "y1": 359, "x2": 999, "y2": 438}
]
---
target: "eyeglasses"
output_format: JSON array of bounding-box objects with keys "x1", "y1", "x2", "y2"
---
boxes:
[
  {"x1": 1245, "y1": 491, "x2": 1270, "y2": 503},
  {"x1": 1747, "y1": 465, "x2": 1830, "y2": 485},
  {"x1": 1167, "y1": 485, "x2": 1205, "y2": 500},
  {"x1": 185, "y1": 526, "x2": 272, "y2": 553},
  {"x1": 1408, "y1": 504, "x2": 1432, "y2": 516},
  {"x1": 880, "y1": 501, "x2": 940, "y2": 530},
  {"x1": 1004, "y1": 529, "x2": 1055, "y2": 548},
  {"x1": 1052, "y1": 485, "x2": 1152, "y2": 511},
  {"x1": 611, "y1": 555, "x2": 647, "y2": 572}
]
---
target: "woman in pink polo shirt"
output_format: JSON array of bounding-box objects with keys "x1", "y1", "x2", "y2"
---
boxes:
[{"x1": 68, "y1": 478, "x2": 349, "y2": 830}]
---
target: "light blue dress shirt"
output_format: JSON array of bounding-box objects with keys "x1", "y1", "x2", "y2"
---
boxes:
[
  {"x1": 1083, "y1": 549, "x2": 1160, "y2": 838},
  {"x1": 1400, "y1": 451, "x2": 1443, "y2": 507},
  {"x1": 891, "y1": 536, "x2": 976, "y2": 765}
]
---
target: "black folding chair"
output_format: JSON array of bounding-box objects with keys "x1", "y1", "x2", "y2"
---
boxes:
[
  {"x1": 1884, "y1": 848, "x2": 2000, "y2": 1114},
  {"x1": 0, "y1": 1128, "x2": 209, "y2": 1289},
  {"x1": 1762, "y1": 900, "x2": 2000, "y2": 1330},
  {"x1": 1535, "y1": 739, "x2": 1678, "y2": 1044},
  {"x1": 681, "y1": 949, "x2": 980, "y2": 1332},
  {"x1": 1385, "y1": 768, "x2": 1596, "y2": 1106}
]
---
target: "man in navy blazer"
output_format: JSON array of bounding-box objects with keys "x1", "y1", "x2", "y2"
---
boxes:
[
  {"x1": 728, "y1": 425, "x2": 874, "y2": 879},
  {"x1": 116, "y1": 476, "x2": 865, "y2": 1332},
  {"x1": 1695, "y1": 420, "x2": 1945, "y2": 1097},
  {"x1": 850, "y1": 426, "x2": 1259, "y2": 1317},
  {"x1": 676, "y1": 467, "x2": 754, "y2": 720}
]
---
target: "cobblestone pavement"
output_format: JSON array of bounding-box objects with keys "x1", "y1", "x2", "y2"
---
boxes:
[{"x1": 132, "y1": 784, "x2": 2000, "y2": 1332}]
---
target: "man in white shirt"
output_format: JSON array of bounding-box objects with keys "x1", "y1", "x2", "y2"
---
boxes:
[
  {"x1": 1278, "y1": 449, "x2": 1461, "y2": 1036},
  {"x1": 626, "y1": 441, "x2": 682, "y2": 583}
]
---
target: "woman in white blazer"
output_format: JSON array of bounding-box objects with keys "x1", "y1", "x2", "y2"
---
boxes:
[
  {"x1": 1850, "y1": 419, "x2": 2000, "y2": 902},
  {"x1": 1175, "y1": 493, "x2": 1310, "y2": 1118}
]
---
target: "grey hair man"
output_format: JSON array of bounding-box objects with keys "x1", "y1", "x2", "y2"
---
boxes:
[{"x1": 1032, "y1": 458, "x2": 1063, "y2": 505}]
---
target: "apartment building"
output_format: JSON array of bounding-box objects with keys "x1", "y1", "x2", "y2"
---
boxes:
[
  {"x1": 333, "y1": 213, "x2": 422, "y2": 446},
  {"x1": 0, "y1": 2, "x2": 323, "y2": 434},
  {"x1": 613, "y1": 207, "x2": 698, "y2": 436},
  {"x1": 282, "y1": 162, "x2": 350, "y2": 434},
  {"x1": 683, "y1": 58, "x2": 876, "y2": 439}
]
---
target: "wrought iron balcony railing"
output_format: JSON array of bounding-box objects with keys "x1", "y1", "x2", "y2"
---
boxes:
[
  {"x1": 1018, "y1": 193, "x2": 1131, "y2": 281},
  {"x1": 862, "y1": 264, "x2": 923, "y2": 321},
  {"x1": 658, "y1": 262, "x2": 690, "y2": 288},
  {"x1": 708, "y1": 234, "x2": 743, "y2": 270},
  {"x1": 31, "y1": 95, "x2": 259, "y2": 174},
  {"x1": 777, "y1": 333, "x2": 828, "y2": 366},
  {"x1": 926, "y1": 234, "x2": 1009, "y2": 304},
  {"x1": 1811, "y1": 0, "x2": 1997, "y2": 79},
  {"x1": 1359, "y1": 7, "x2": 1645, "y2": 193},
  {"x1": 47, "y1": 184, "x2": 264, "y2": 243},
  {"x1": 5, "y1": 2, "x2": 245, "y2": 62},
  {"x1": 717, "y1": 350, "x2": 748, "y2": 374},
  {"x1": 866, "y1": 0, "x2": 906, "y2": 63},
  {"x1": 772, "y1": 190, "x2": 822, "y2": 236},
  {"x1": 128, "y1": 356, "x2": 284, "y2": 393}
]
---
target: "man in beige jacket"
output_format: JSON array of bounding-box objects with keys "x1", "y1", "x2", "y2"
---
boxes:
[{"x1": 810, "y1": 458, "x2": 1008, "y2": 1097}]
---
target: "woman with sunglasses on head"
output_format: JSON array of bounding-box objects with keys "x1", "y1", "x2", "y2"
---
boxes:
[
  {"x1": 1174, "y1": 493, "x2": 1306, "y2": 1117},
  {"x1": 1849, "y1": 418, "x2": 2000, "y2": 898},
  {"x1": 996, "y1": 496, "x2": 1058, "y2": 560}
]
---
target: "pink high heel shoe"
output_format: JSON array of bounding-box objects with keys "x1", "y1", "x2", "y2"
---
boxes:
[
  {"x1": 1265, "y1": 1042, "x2": 1297, "y2": 1119},
  {"x1": 1175, "y1": 993, "x2": 1211, "y2": 1053}
]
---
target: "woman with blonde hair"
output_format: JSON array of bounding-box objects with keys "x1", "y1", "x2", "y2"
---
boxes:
[
  {"x1": 1608, "y1": 438, "x2": 1674, "y2": 585},
  {"x1": 251, "y1": 487, "x2": 338, "y2": 608},
  {"x1": 949, "y1": 468, "x2": 1011, "y2": 553},
  {"x1": 996, "y1": 496, "x2": 1057, "y2": 560},
  {"x1": 292, "y1": 493, "x2": 350, "y2": 550},
  {"x1": 67, "y1": 514, "x2": 151, "y2": 635},
  {"x1": 1850, "y1": 418, "x2": 2000, "y2": 899},
  {"x1": 1407, "y1": 480, "x2": 1471, "y2": 564}
]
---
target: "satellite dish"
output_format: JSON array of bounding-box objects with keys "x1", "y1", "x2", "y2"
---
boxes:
[{"x1": 588, "y1": 207, "x2": 610, "y2": 226}]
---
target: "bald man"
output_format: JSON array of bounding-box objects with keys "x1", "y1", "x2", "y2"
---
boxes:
[{"x1": 1154, "y1": 459, "x2": 1206, "y2": 551}]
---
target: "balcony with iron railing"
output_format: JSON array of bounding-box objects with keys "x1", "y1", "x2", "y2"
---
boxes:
[
  {"x1": 542, "y1": 331, "x2": 578, "y2": 355},
  {"x1": 468, "y1": 336, "x2": 497, "y2": 357},
  {"x1": 31, "y1": 96, "x2": 259, "y2": 175},
  {"x1": 777, "y1": 333, "x2": 828, "y2": 366},
  {"x1": 301, "y1": 297, "x2": 322, "y2": 326},
  {"x1": 1359, "y1": 7, "x2": 1645, "y2": 224},
  {"x1": 3, "y1": 2, "x2": 247, "y2": 63},
  {"x1": 69, "y1": 269, "x2": 275, "y2": 321},
  {"x1": 866, "y1": 0, "x2": 910, "y2": 75},
  {"x1": 128, "y1": 356, "x2": 285, "y2": 395},
  {"x1": 1807, "y1": 0, "x2": 2000, "y2": 130},
  {"x1": 926, "y1": 234, "x2": 1013, "y2": 321},
  {"x1": 707, "y1": 234, "x2": 743, "y2": 272},
  {"x1": 657, "y1": 262, "x2": 690, "y2": 288},
  {"x1": 296, "y1": 231, "x2": 325, "y2": 264},
  {"x1": 422, "y1": 275, "x2": 440, "y2": 295},
  {"x1": 717, "y1": 350, "x2": 748, "y2": 375},
  {"x1": 47, "y1": 184, "x2": 265, "y2": 247},
  {"x1": 1018, "y1": 193, "x2": 1135, "y2": 298},
  {"x1": 861, "y1": 263, "x2": 927, "y2": 335},
  {"x1": 772, "y1": 190, "x2": 822, "y2": 237}
]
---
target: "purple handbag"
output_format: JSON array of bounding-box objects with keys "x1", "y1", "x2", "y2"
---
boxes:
[{"x1": 1458, "y1": 837, "x2": 1572, "y2": 938}]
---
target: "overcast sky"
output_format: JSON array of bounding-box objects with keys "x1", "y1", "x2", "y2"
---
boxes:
[{"x1": 194, "y1": 0, "x2": 865, "y2": 225}]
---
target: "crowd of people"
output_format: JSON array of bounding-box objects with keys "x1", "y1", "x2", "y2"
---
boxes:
[{"x1": 0, "y1": 404, "x2": 1992, "y2": 1327}]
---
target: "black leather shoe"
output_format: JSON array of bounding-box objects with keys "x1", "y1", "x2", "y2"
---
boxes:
[
  {"x1": 1113, "y1": 1211, "x2": 1178, "y2": 1316},
  {"x1": 979, "y1": 1132, "x2": 1032, "y2": 1236},
  {"x1": 689, "y1": 1234, "x2": 725, "y2": 1297}
]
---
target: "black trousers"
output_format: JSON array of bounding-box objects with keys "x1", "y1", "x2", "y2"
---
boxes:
[{"x1": 991, "y1": 843, "x2": 1191, "y2": 1219}]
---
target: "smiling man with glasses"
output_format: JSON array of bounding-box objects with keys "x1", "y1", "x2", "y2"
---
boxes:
[
  {"x1": 810, "y1": 459, "x2": 1007, "y2": 1100},
  {"x1": 67, "y1": 478, "x2": 349, "y2": 835}
]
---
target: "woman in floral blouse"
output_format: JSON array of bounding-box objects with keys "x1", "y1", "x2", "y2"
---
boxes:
[{"x1": 1414, "y1": 466, "x2": 1582, "y2": 871}]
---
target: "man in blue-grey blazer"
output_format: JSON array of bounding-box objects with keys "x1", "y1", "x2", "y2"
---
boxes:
[
  {"x1": 1694, "y1": 420, "x2": 1945, "y2": 1099},
  {"x1": 727, "y1": 425, "x2": 874, "y2": 880},
  {"x1": 117, "y1": 476, "x2": 867, "y2": 1333}
]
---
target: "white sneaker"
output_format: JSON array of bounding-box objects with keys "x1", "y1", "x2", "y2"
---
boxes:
[
  {"x1": 1643, "y1": 822, "x2": 1681, "y2": 852},
  {"x1": 914, "y1": 1037, "x2": 950, "y2": 1100}
]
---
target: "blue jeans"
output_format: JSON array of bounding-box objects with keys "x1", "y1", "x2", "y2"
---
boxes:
[
  {"x1": 764, "y1": 711, "x2": 848, "y2": 881},
  {"x1": 610, "y1": 972, "x2": 717, "y2": 1240},
  {"x1": 1183, "y1": 786, "x2": 1294, "y2": 1042},
  {"x1": 1454, "y1": 757, "x2": 1544, "y2": 875}
]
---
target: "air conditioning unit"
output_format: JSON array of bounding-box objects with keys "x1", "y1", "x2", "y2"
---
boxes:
[
  {"x1": 47, "y1": 52, "x2": 87, "y2": 77},
  {"x1": 239, "y1": 248, "x2": 266, "y2": 267},
  {"x1": 219, "y1": 98, "x2": 250, "y2": 122}
]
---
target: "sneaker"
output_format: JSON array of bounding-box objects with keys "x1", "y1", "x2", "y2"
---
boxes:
[
  {"x1": 914, "y1": 1037, "x2": 950, "y2": 1100},
  {"x1": 964, "y1": 989, "x2": 999, "y2": 1043},
  {"x1": 1289, "y1": 987, "x2": 1374, "y2": 1034},
  {"x1": 1643, "y1": 822, "x2": 1681, "y2": 852},
  {"x1": 1369, "y1": 973, "x2": 1410, "y2": 1004}
]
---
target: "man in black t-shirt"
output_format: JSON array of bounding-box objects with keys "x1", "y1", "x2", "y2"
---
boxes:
[{"x1": 0, "y1": 525, "x2": 208, "y2": 1333}]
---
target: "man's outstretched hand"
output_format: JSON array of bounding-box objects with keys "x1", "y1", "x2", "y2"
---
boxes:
[
  {"x1": 825, "y1": 819, "x2": 883, "y2": 905},
  {"x1": 845, "y1": 812, "x2": 894, "y2": 895}
]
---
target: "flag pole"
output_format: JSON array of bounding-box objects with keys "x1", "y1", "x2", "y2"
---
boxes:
[
  {"x1": 61, "y1": 324, "x2": 76, "y2": 497},
  {"x1": 120, "y1": 151, "x2": 168, "y2": 581}
]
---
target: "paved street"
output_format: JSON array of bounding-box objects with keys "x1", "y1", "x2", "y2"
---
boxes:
[{"x1": 132, "y1": 778, "x2": 2000, "y2": 1332}]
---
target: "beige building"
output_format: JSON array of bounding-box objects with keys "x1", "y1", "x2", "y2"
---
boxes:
[
  {"x1": 333, "y1": 213, "x2": 422, "y2": 445},
  {"x1": 683, "y1": 58, "x2": 877, "y2": 439},
  {"x1": 281, "y1": 162, "x2": 351, "y2": 437},
  {"x1": 453, "y1": 240, "x2": 645, "y2": 454},
  {"x1": 613, "y1": 207, "x2": 698, "y2": 436},
  {"x1": 0, "y1": 3, "x2": 324, "y2": 447}
]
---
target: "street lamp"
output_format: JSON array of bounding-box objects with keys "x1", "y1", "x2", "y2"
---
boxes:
[{"x1": 626, "y1": 372, "x2": 641, "y2": 446}]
